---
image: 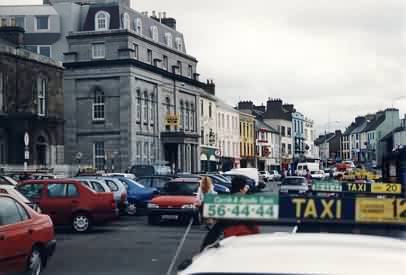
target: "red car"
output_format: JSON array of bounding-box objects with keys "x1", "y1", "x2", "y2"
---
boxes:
[
  {"x1": 147, "y1": 178, "x2": 201, "y2": 225},
  {"x1": 17, "y1": 179, "x2": 118, "y2": 232},
  {"x1": 0, "y1": 190, "x2": 56, "y2": 275}
]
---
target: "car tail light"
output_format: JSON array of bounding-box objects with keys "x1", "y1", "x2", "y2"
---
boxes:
[
  {"x1": 120, "y1": 193, "x2": 127, "y2": 203},
  {"x1": 111, "y1": 199, "x2": 116, "y2": 209}
]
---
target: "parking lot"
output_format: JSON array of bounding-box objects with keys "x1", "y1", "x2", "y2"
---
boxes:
[{"x1": 43, "y1": 183, "x2": 284, "y2": 275}]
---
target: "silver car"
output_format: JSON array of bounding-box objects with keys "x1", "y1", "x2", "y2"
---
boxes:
[{"x1": 279, "y1": 176, "x2": 309, "y2": 194}]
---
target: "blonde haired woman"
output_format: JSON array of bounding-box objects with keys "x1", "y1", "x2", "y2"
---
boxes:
[{"x1": 196, "y1": 176, "x2": 217, "y2": 204}]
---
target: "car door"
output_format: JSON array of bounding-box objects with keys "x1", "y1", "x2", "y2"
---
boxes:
[
  {"x1": 41, "y1": 183, "x2": 75, "y2": 225},
  {"x1": 0, "y1": 196, "x2": 33, "y2": 273}
]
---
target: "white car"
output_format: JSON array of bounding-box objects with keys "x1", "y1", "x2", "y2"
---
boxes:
[
  {"x1": 104, "y1": 173, "x2": 136, "y2": 180},
  {"x1": 311, "y1": 170, "x2": 326, "y2": 180},
  {"x1": 279, "y1": 176, "x2": 309, "y2": 194},
  {"x1": 269, "y1": 170, "x2": 281, "y2": 181},
  {"x1": 259, "y1": 171, "x2": 272, "y2": 182},
  {"x1": 178, "y1": 233, "x2": 406, "y2": 275}
]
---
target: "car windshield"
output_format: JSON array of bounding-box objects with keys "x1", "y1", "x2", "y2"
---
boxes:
[
  {"x1": 162, "y1": 182, "x2": 199, "y2": 195},
  {"x1": 282, "y1": 178, "x2": 306, "y2": 185}
]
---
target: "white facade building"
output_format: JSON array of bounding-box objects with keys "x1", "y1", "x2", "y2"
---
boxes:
[
  {"x1": 216, "y1": 100, "x2": 240, "y2": 171},
  {"x1": 304, "y1": 117, "x2": 316, "y2": 159},
  {"x1": 199, "y1": 94, "x2": 218, "y2": 172}
]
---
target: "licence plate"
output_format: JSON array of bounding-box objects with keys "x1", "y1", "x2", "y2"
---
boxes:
[{"x1": 162, "y1": 215, "x2": 178, "y2": 220}]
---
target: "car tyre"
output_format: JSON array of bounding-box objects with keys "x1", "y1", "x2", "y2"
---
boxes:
[
  {"x1": 25, "y1": 247, "x2": 42, "y2": 275},
  {"x1": 72, "y1": 212, "x2": 92, "y2": 233},
  {"x1": 125, "y1": 203, "x2": 137, "y2": 216},
  {"x1": 148, "y1": 215, "x2": 160, "y2": 225}
]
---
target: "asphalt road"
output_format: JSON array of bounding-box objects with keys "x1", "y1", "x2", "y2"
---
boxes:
[{"x1": 42, "y1": 182, "x2": 289, "y2": 275}]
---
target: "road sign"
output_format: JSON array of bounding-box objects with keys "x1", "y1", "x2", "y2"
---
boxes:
[
  {"x1": 24, "y1": 132, "x2": 29, "y2": 146},
  {"x1": 76, "y1": 152, "x2": 83, "y2": 160},
  {"x1": 24, "y1": 150, "x2": 29, "y2": 160},
  {"x1": 203, "y1": 194, "x2": 279, "y2": 220}
]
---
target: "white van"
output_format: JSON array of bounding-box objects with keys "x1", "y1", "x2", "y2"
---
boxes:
[
  {"x1": 226, "y1": 168, "x2": 259, "y2": 187},
  {"x1": 296, "y1": 162, "x2": 320, "y2": 176}
]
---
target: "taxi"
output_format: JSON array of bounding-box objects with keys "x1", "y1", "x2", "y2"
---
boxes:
[{"x1": 178, "y1": 233, "x2": 406, "y2": 275}]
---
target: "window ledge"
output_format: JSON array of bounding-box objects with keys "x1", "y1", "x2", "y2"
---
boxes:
[{"x1": 92, "y1": 120, "x2": 105, "y2": 124}]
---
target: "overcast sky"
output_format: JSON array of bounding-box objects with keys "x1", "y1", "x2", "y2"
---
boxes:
[{"x1": 1, "y1": 0, "x2": 406, "y2": 133}]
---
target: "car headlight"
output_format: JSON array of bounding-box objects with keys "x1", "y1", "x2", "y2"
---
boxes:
[
  {"x1": 181, "y1": 204, "x2": 196, "y2": 209},
  {"x1": 147, "y1": 203, "x2": 159, "y2": 209}
]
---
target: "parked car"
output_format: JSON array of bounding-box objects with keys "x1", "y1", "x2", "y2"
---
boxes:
[
  {"x1": 311, "y1": 170, "x2": 326, "y2": 181},
  {"x1": 16, "y1": 179, "x2": 118, "y2": 232},
  {"x1": 269, "y1": 170, "x2": 282, "y2": 181},
  {"x1": 129, "y1": 164, "x2": 172, "y2": 177},
  {"x1": 115, "y1": 177, "x2": 157, "y2": 216},
  {"x1": 0, "y1": 175, "x2": 19, "y2": 186},
  {"x1": 225, "y1": 168, "x2": 259, "y2": 187},
  {"x1": 104, "y1": 173, "x2": 136, "y2": 180},
  {"x1": 77, "y1": 176, "x2": 128, "y2": 212},
  {"x1": 259, "y1": 171, "x2": 273, "y2": 182},
  {"x1": 200, "y1": 174, "x2": 232, "y2": 189},
  {"x1": 137, "y1": 176, "x2": 175, "y2": 192},
  {"x1": 0, "y1": 185, "x2": 42, "y2": 213},
  {"x1": 147, "y1": 178, "x2": 201, "y2": 225},
  {"x1": 75, "y1": 178, "x2": 110, "y2": 193},
  {"x1": 279, "y1": 176, "x2": 309, "y2": 194},
  {"x1": 222, "y1": 174, "x2": 256, "y2": 192},
  {"x1": 0, "y1": 191, "x2": 56, "y2": 275},
  {"x1": 175, "y1": 174, "x2": 230, "y2": 194}
]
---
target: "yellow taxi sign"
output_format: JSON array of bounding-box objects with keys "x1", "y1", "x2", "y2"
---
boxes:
[
  {"x1": 355, "y1": 198, "x2": 406, "y2": 224},
  {"x1": 371, "y1": 183, "x2": 402, "y2": 194},
  {"x1": 164, "y1": 113, "x2": 180, "y2": 127}
]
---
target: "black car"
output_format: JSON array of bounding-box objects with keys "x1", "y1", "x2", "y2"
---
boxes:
[
  {"x1": 199, "y1": 174, "x2": 232, "y2": 189},
  {"x1": 222, "y1": 174, "x2": 257, "y2": 192}
]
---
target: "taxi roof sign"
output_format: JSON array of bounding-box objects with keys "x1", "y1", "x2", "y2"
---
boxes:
[{"x1": 203, "y1": 194, "x2": 406, "y2": 227}]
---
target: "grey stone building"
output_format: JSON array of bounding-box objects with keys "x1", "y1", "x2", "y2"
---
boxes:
[
  {"x1": 60, "y1": 0, "x2": 212, "y2": 172},
  {"x1": 0, "y1": 26, "x2": 64, "y2": 166}
]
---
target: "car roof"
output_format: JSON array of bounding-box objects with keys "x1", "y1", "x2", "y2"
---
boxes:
[
  {"x1": 20, "y1": 179, "x2": 79, "y2": 184},
  {"x1": 0, "y1": 185, "x2": 30, "y2": 203},
  {"x1": 284, "y1": 176, "x2": 306, "y2": 179},
  {"x1": 181, "y1": 233, "x2": 406, "y2": 275},
  {"x1": 170, "y1": 178, "x2": 200, "y2": 183}
]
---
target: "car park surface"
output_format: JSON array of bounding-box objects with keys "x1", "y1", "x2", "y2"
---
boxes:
[
  {"x1": 16, "y1": 179, "x2": 118, "y2": 232},
  {"x1": 0, "y1": 192, "x2": 56, "y2": 275}
]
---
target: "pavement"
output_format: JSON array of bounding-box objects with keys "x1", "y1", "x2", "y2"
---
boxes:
[{"x1": 42, "y1": 182, "x2": 290, "y2": 275}]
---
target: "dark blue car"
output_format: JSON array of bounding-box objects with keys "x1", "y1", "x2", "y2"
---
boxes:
[{"x1": 116, "y1": 177, "x2": 157, "y2": 215}]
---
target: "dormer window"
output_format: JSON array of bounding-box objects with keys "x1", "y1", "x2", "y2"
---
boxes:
[
  {"x1": 122, "y1": 12, "x2": 130, "y2": 29},
  {"x1": 175, "y1": 37, "x2": 183, "y2": 51},
  {"x1": 165, "y1": 33, "x2": 172, "y2": 47},
  {"x1": 151, "y1": 26, "x2": 159, "y2": 42},
  {"x1": 95, "y1": 11, "x2": 110, "y2": 31},
  {"x1": 135, "y1": 18, "x2": 142, "y2": 35}
]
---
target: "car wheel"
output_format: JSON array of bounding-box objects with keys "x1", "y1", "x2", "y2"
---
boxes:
[
  {"x1": 25, "y1": 247, "x2": 42, "y2": 275},
  {"x1": 125, "y1": 203, "x2": 137, "y2": 216},
  {"x1": 148, "y1": 215, "x2": 160, "y2": 225},
  {"x1": 72, "y1": 212, "x2": 91, "y2": 233}
]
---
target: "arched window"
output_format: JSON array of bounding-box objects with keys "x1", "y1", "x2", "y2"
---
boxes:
[
  {"x1": 95, "y1": 11, "x2": 110, "y2": 31},
  {"x1": 151, "y1": 26, "x2": 159, "y2": 42},
  {"x1": 135, "y1": 18, "x2": 142, "y2": 35},
  {"x1": 165, "y1": 32, "x2": 172, "y2": 47},
  {"x1": 122, "y1": 12, "x2": 130, "y2": 29},
  {"x1": 175, "y1": 37, "x2": 183, "y2": 51},
  {"x1": 93, "y1": 89, "x2": 105, "y2": 121},
  {"x1": 136, "y1": 89, "x2": 141, "y2": 122},
  {"x1": 143, "y1": 91, "x2": 148, "y2": 124}
]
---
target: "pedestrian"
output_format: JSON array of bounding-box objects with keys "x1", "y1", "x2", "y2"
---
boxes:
[
  {"x1": 200, "y1": 175, "x2": 259, "y2": 251},
  {"x1": 305, "y1": 169, "x2": 312, "y2": 183},
  {"x1": 196, "y1": 176, "x2": 217, "y2": 206}
]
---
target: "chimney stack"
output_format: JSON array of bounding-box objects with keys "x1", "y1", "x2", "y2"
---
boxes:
[{"x1": 0, "y1": 26, "x2": 25, "y2": 47}]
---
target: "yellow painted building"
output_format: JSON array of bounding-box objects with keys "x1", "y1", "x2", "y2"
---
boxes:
[{"x1": 239, "y1": 112, "x2": 256, "y2": 167}]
